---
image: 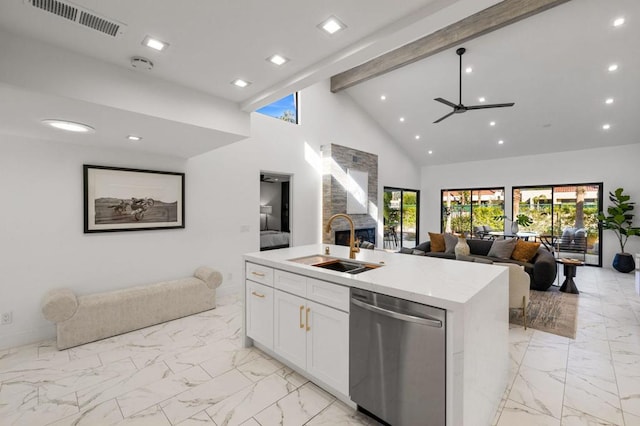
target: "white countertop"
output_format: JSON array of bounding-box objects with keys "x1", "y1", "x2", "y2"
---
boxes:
[{"x1": 244, "y1": 244, "x2": 507, "y2": 311}]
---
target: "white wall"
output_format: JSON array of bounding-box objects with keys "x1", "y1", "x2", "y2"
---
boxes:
[
  {"x1": 420, "y1": 144, "x2": 640, "y2": 267},
  {"x1": 0, "y1": 79, "x2": 420, "y2": 349}
]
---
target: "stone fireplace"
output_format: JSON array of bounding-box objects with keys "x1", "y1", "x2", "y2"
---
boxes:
[
  {"x1": 322, "y1": 144, "x2": 378, "y2": 244},
  {"x1": 334, "y1": 228, "x2": 376, "y2": 247}
]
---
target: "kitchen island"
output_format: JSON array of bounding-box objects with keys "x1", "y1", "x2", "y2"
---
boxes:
[{"x1": 243, "y1": 244, "x2": 509, "y2": 426}]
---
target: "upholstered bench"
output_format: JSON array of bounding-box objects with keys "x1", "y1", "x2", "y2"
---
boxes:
[{"x1": 41, "y1": 267, "x2": 223, "y2": 350}]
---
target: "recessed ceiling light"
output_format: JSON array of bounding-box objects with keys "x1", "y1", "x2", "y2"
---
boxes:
[
  {"x1": 399, "y1": 117, "x2": 405, "y2": 122},
  {"x1": 465, "y1": 67, "x2": 473, "y2": 74},
  {"x1": 605, "y1": 98, "x2": 614, "y2": 104},
  {"x1": 41, "y1": 119, "x2": 94, "y2": 133},
  {"x1": 267, "y1": 54, "x2": 288, "y2": 66},
  {"x1": 478, "y1": 97, "x2": 486, "y2": 103},
  {"x1": 608, "y1": 64, "x2": 619, "y2": 72},
  {"x1": 142, "y1": 36, "x2": 168, "y2": 51},
  {"x1": 127, "y1": 135, "x2": 142, "y2": 141},
  {"x1": 428, "y1": 150, "x2": 433, "y2": 155},
  {"x1": 498, "y1": 140, "x2": 504, "y2": 145},
  {"x1": 231, "y1": 79, "x2": 251, "y2": 88},
  {"x1": 489, "y1": 121, "x2": 496, "y2": 126},
  {"x1": 415, "y1": 135, "x2": 420, "y2": 140},
  {"x1": 602, "y1": 124, "x2": 611, "y2": 130},
  {"x1": 613, "y1": 17, "x2": 625, "y2": 27},
  {"x1": 318, "y1": 16, "x2": 346, "y2": 35},
  {"x1": 380, "y1": 95, "x2": 386, "y2": 101}
]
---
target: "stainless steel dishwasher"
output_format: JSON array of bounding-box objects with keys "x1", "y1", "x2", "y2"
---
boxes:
[{"x1": 350, "y1": 288, "x2": 446, "y2": 426}]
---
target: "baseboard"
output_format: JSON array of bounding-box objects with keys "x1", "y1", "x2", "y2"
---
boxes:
[{"x1": 0, "y1": 324, "x2": 55, "y2": 351}]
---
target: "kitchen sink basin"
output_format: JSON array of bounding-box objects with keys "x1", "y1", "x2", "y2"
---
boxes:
[
  {"x1": 288, "y1": 255, "x2": 382, "y2": 275},
  {"x1": 312, "y1": 259, "x2": 380, "y2": 274}
]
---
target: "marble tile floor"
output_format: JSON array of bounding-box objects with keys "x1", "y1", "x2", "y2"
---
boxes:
[{"x1": 1, "y1": 267, "x2": 639, "y2": 426}]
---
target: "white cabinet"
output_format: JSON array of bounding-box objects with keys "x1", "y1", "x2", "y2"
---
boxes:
[
  {"x1": 274, "y1": 290, "x2": 307, "y2": 370},
  {"x1": 245, "y1": 261, "x2": 350, "y2": 396},
  {"x1": 246, "y1": 281, "x2": 274, "y2": 350},
  {"x1": 305, "y1": 300, "x2": 349, "y2": 394},
  {"x1": 273, "y1": 288, "x2": 349, "y2": 395}
]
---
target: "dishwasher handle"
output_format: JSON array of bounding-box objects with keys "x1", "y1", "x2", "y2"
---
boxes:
[{"x1": 351, "y1": 298, "x2": 443, "y2": 328}]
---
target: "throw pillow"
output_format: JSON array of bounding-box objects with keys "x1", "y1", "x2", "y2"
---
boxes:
[
  {"x1": 511, "y1": 240, "x2": 541, "y2": 262},
  {"x1": 414, "y1": 241, "x2": 430, "y2": 252},
  {"x1": 444, "y1": 233, "x2": 458, "y2": 254},
  {"x1": 487, "y1": 238, "x2": 517, "y2": 259},
  {"x1": 428, "y1": 232, "x2": 446, "y2": 252}
]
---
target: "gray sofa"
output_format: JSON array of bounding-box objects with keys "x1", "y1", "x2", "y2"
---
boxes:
[{"x1": 402, "y1": 239, "x2": 557, "y2": 291}]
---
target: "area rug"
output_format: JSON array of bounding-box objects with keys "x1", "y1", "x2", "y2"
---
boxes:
[{"x1": 509, "y1": 286, "x2": 578, "y2": 339}]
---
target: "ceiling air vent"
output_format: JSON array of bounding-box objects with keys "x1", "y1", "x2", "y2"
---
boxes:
[
  {"x1": 25, "y1": 0, "x2": 126, "y2": 38},
  {"x1": 30, "y1": 0, "x2": 77, "y2": 21}
]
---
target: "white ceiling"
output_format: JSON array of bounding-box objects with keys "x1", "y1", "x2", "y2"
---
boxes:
[
  {"x1": 345, "y1": 0, "x2": 640, "y2": 165},
  {"x1": 0, "y1": 0, "x2": 440, "y2": 104},
  {"x1": 1, "y1": 0, "x2": 637, "y2": 165}
]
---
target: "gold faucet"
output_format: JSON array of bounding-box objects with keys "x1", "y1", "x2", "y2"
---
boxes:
[{"x1": 325, "y1": 213, "x2": 360, "y2": 259}]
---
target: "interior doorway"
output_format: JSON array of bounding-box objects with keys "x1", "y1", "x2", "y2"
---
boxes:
[{"x1": 260, "y1": 172, "x2": 291, "y2": 251}]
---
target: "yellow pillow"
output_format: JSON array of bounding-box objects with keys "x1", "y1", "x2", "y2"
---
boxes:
[
  {"x1": 428, "y1": 232, "x2": 446, "y2": 252},
  {"x1": 511, "y1": 240, "x2": 541, "y2": 262}
]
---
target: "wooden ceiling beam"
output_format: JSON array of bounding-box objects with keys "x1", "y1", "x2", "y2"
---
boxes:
[{"x1": 330, "y1": 0, "x2": 572, "y2": 93}]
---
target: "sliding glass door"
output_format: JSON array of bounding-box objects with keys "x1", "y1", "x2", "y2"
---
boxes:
[
  {"x1": 383, "y1": 187, "x2": 419, "y2": 248},
  {"x1": 513, "y1": 183, "x2": 602, "y2": 266},
  {"x1": 441, "y1": 188, "x2": 505, "y2": 236}
]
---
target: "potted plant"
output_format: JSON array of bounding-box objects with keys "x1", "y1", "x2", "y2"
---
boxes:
[
  {"x1": 598, "y1": 188, "x2": 640, "y2": 272},
  {"x1": 494, "y1": 214, "x2": 533, "y2": 234}
]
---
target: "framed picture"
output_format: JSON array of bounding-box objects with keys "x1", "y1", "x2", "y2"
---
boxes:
[{"x1": 84, "y1": 165, "x2": 185, "y2": 233}]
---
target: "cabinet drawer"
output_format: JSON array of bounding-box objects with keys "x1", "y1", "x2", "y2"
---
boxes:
[
  {"x1": 246, "y1": 262, "x2": 274, "y2": 286},
  {"x1": 306, "y1": 278, "x2": 349, "y2": 312},
  {"x1": 274, "y1": 270, "x2": 307, "y2": 298}
]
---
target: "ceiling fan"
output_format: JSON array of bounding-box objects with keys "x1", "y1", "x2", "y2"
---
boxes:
[{"x1": 433, "y1": 47, "x2": 515, "y2": 124}]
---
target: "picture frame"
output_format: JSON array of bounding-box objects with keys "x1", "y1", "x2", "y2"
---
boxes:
[{"x1": 84, "y1": 165, "x2": 185, "y2": 233}]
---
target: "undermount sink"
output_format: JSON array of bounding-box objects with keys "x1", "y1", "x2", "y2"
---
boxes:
[{"x1": 288, "y1": 255, "x2": 382, "y2": 275}]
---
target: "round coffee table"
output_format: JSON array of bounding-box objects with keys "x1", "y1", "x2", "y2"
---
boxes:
[{"x1": 557, "y1": 258, "x2": 584, "y2": 294}]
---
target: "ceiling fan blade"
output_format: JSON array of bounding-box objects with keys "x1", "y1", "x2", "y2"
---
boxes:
[
  {"x1": 433, "y1": 111, "x2": 455, "y2": 123},
  {"x1": 466, "y1": 102, "x2": 515, "y2": 110},
  {"x1": 434, "y1": 97, "x2": 458, "y2": 108}
]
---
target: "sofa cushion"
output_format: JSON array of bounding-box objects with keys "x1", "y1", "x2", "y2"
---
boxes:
[
  {"x1": 457, "y1": 254, "x2": 494, "y2": 264},
  {"x1": 511, "y1": 240, "x2": 541, "y2": 263},
  {"x1": 398, "y1": 247, "x2": 414, "y2": 254},
  {"x1": 444, "y1": 233, "x2": 458, "y2": 254},
  {"x1": 487, "y1": 238, "x2": 517, "y2": 259},
  {"x1": 425, "y1": 252, "x2": 456, "y2": 259},
  {"x1": 412, "y1": 249, "x2": 427, "y2": 255},
  {"x1": 428, "y1": 232, "x2": 446, "y2": 252}
]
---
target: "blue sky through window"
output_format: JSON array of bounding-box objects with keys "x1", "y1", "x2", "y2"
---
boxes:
[{"x1": 256, "y1": 93, "x2": 297, "y2": 123}]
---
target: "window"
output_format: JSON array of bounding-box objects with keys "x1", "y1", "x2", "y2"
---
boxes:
[
  {"x1": 256, "y1": 93, "x2": 298, "y2": 124},
  {"x1": 383, "y1": 188, "x2": 419, "y2": 248},
  {"x1": 513, "y1": 183, "x2": 603, "y2": 266},
  {"x1": 441, "y1": 188, "x2": 505, "y2": 236}
]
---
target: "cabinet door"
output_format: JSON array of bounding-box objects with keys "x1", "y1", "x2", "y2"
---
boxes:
[
  {"x1": 273, "y1": 290, "x2": 307, "y2": 370},
  {"x1": 306, "y1": 300, "x2": 349, "y2": 395},
  {"x1": 246, "y1": 281, "x2": 274, "y2": 350}
]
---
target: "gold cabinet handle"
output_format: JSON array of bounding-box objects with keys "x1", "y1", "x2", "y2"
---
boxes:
[
  {"x1": 306, "y1": 307, "x2": 311, "y2": 331},
  {"x1": 251, "y1": 291, "x2": 265, "y2": 298},
  {"x1": 251, "y1": 271, "x2": 265, "y2": 277},
  {"x1": 299, "y1": 305, "x2": 304, "y2": 328}
]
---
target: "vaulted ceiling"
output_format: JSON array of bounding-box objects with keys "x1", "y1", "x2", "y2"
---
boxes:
[{"x1": 0, "y1": 0, "x2": 637, "y2": 164}]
